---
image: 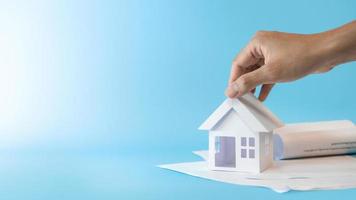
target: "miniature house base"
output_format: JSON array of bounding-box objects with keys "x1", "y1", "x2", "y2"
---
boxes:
[{"x1": 199, "y1": 94, "x2": 283, "y2": 173}]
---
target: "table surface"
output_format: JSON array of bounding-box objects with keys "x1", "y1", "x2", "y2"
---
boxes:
[{"x1": 0, "y1": 149, "x2": 355, "y2": 200}]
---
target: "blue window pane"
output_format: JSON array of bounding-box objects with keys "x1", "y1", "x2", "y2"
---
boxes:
[
  {"x1": 249, "y1": 137, "x2": 255, "y2": 147},
  {"x1": 249, "y1": 149, "x2": 255, "y2": 158},
  {"x1": 241, "y1": 149, "x2": 247, "y2": 158},
  {"x1": 241, "y1": 137, "x2": 247, "y2": 146},
  {"x1": 215, "y1": 137, "x2": 221, "y2": 153}
]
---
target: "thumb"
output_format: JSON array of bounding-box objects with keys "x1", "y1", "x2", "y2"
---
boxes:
[{"x1": 227, "y1": 68, "x2": 267, "y2": 98}]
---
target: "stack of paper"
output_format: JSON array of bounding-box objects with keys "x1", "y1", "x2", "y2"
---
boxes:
[{"x1": 274, "y1": 120, "x2": 356, "y2": 160}]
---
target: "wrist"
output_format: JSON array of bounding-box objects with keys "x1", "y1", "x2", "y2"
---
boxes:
[{"x1": 316, "y1": 21, "x2": 356, "y2": 68}]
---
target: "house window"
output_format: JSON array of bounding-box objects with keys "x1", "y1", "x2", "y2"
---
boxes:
[
  {"x1": 249, "y1": 149, "x2": 255, "y2": 158},
  {"x1": 241, "y1": 137, "x2": 256, "y2": 159},
  {"x1": 241, "y1": 137, "x2": 247, "y2": 146},
  {"x1": 241, "y1": 149, "x2": 247, "y2": 158},
  {"x1": 249, "y1": 137, "x2": 255, "y2": 147}
]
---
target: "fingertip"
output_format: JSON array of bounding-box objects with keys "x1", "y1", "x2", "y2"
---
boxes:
[
  {"x1": 259, "y1": 84, "x2": 274, "y2": 101},
  {"x1": 258, "y1": 94, "x2": 267, "y2": 101},
  {"x1": 224, "y1": 89, "x2": 231, "y2": 98},
  {"x1": 258, "y1": 90, "x2": 267, "y2": 101},
  {"x1": 225, "y1": 88, "x2": 236, "y2": 98},
  {"x1": 225, "y1": 84, "x2": 239, "y2": 98}
]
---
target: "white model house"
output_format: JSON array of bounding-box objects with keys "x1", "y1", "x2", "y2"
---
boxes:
[{"x1": 199, "y1": 93, "x2": 283, "y2": 173}]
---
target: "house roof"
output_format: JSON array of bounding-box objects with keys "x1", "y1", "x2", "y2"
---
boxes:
[{"x1": 198, "y1": 93, "x2": 284, "y2": 132}]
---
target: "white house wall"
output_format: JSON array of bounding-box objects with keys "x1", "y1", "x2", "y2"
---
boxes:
[
  {"x1": 236, "y1": 133, "x2": 260, "y2": 173},
  {"x1": 208, "y1": 134, "x2": 215, "y2": 169},
  {"x1": 213, "y1": 109, "x2": 253, "y2": 134}
]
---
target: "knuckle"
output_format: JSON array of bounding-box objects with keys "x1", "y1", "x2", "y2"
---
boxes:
[
  {"x1": 254, "y1": 30, "x2": 267, "y2": 39},
  {"x1": 252, "y1": 30, "x2": 272, "y2": 44},
  {"x1": 256, "y1": 30, "x2": 267, "y2": 36}
]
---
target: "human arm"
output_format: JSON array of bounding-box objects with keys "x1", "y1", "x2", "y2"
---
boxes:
[{"x1": 225, "y1": 20, "x2": 356, "y2": 101}]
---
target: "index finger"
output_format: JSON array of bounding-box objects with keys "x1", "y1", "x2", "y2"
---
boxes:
[{"x1": 229, "y1": 43, "x2": 259, "y2": 84}]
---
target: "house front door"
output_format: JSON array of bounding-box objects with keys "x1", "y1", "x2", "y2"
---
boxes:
[{"x1": 214, "y1": 136, "x2": 236, "y2": 168}]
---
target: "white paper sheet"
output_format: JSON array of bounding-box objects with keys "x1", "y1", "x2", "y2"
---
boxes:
[{"x1": 159, "y1": 150, "x2": 356, "y2": 193}]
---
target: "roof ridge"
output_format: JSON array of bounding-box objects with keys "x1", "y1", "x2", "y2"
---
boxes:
[{"x1": 199, "y1": 93, "x2": 283, "y2": 132}]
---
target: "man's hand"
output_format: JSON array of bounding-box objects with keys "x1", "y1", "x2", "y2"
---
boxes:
[{"x1": 225, "y1": 21, "x2": 356, "y2": 101}]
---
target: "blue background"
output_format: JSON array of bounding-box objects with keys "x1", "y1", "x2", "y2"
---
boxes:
[{"x1": 0, "y1": 0, "x2": 355, "y2": 199}]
